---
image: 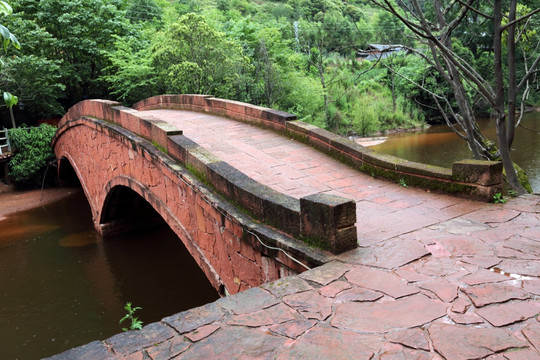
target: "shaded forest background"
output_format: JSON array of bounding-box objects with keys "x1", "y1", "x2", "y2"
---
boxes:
[{"x1": 1, "y1": 0, "x2": 538, "y2": 136}]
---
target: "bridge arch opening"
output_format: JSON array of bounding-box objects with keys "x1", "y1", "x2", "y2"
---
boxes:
[
  {"x1": 58, "y1": 157, "x2": 81, "y2": 187},
  {"x1": 99, "y1": 185, "x2": 165, "y2": 238}
]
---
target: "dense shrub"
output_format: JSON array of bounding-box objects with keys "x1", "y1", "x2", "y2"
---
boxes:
[{"x1": 8, "y1": 124, "x2": 56, "y2": 186}]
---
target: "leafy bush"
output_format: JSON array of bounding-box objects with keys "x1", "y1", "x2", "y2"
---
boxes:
[{"x1": 8, "y1": 124, "x2": 56, "y2": 186}]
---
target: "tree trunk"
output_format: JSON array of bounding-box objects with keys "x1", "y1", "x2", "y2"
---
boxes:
[
  {"x1": 494, "y1": 0, "x2": 526, "y2": 194},
  {"x1": 9, "y1": 107, "x2": 16, "y2": 129},
  {"x1": 506, "y1": 0, "x2": 517, "y2": 147}
]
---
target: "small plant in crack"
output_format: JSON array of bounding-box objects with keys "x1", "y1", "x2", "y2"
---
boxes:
[{"x1": 119, "y1": 302, "x2": 143, "y2": 331}]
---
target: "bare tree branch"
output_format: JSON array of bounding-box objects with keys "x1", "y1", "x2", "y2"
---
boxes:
[
  {"x1": 455, "y1": 0, "x2": 494, "y2": 19},
  {"x1": 501, "y1": 8, "x2": 540, "y2": 32}
]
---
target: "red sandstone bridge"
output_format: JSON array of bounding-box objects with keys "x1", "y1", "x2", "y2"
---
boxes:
[{"x1": 49, "y1": 95, "x2": 540, "y2": 359}]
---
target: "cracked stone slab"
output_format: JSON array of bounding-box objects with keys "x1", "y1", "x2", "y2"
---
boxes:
[
  {"x1": 522, "y1": 321, "x2": 540, "y2": 352},
  {"x1": 451, "y1": 296, "x2": 471, "y2": 314},
  {"x1": 464, "y1": 208, "x2": 521, "y2": 224},
  {"x1": 43, "y1": 341, "x2": 114, "y2": 360},
  {"x1": 384, "y1": 327, "x2": 430, "y2": 351},
  {"x1": 413, "y1": 258, "x2": 465, "y2": 277},
  {"x1": 299, "y1": 261, "x2": 351, "y2": 285},
  {"x1": 162, "y1": 302, "x2": 224, "y2": 334},
  {"x1": 228, "y1": 303, "x2": 299, "y2": 327},
  {"x1": 459, "y1": 256, "x2": 502, "y2": 269},
  {"x1": 498, "y1": 259, "x2": 540, "y2": 277},
  {"x1": 461, "y1": 284, "x2": 530, "y2": 307},
  {"x1": 429, "y1": 235, "x2": 495, "y2": 257},
  {"x1": 428, "y1": 323, "x2": 528, "y2": 360},
  {"x1": 523, "y1": 279, "x2": 540, "y2": 296},
  {"x1": 185, "y1": 323, "x2": 220, "y2": 342},
  {"x1": 499, "y1": 236, "x2": 540, "y2": 258},
  {"x1": 282, "y1": 290, "x2": 333, "y2": 321},
  {"x1": 276, "y1": 327, "x2": 384, "y2": 360},
  {"x1": 105, "y1": 323, "x2": 176, "y2": 356},
  {"x1": 176, "y1": 326, "x2": 286, "y2": 359},
  {"x1": 394, "y1": 266, "x2": 432, "y2": 283},
  {"x1": 475, "y1": 300, "x2": 540, "y2": 327},
  {"x1": 331, "y1": 294, "x2": 446, "y2": 333},
  {"x1": 341, "y1": 237, "x2": 429, "y2": 270},
  {"x1": 379, "y1": 346, "x2": 432, "y2": 360},
  {"x1": 145, "y1": 337, "x2": 191, "y2": 360},
  {"x1": 346, "y1": 266, "x2": 419, "y2": 299},
  {"x1": 419, "y1": 280, "x2": 458, "y2": 303},
  {"x1": 318, "y1": 280, "x2": 352, "y2": 298},
  {"x1": 262, "y1": 275, "x2": 313, "y2": 298},
  {"x1": 335, "y1": 287, "x2": 384, "y2": 303},
  {"x1": 503, "y1": 349, "x2": 540, "y2": 360},
  {"x1": 268, "y1": 319, "x2": 317, "y2": 339},
  {"x1": 461, "y1": 269, "x2": 510, "y2": 286},
  {"x1": 448, "y1": 311, "x2": 485, "y2": 325},
  {"x1": 217, "y1": 287, "x2": 279, "y2": 315},
  {"x1": 430, "y1": 218, "x2": 489, "y2": 234}
]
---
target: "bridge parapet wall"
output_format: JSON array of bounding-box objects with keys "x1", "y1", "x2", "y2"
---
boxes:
[
  {"x1": 57, "y1": 99, "x2": 358, "y2": 254},
  {"x1": 133, "y1": 95, "x2": 503, "y2": 202}
]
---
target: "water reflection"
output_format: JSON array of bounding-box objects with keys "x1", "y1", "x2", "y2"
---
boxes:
[
  {"x1": 0, "y1": 190, "x2": 219, "y2": 359},
  {"x1": 371, "y1": 111, "x2": 540, "y2": 192}
]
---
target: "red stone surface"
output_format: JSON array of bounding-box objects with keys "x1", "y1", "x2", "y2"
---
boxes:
[
  {"x1": 331, "y1": 294, "x2": 447, "y2": 333},
  {"x1": 276, "y1": 327, "x2": 384, "y2": 360},
  {"x1": 462, "y1": 283, "x2": 530, "y2": 307},
  {"x1": 384, "y1": 328, "x2": 430, "y2": 351},
  {"x1": 419, "y1": 280, "x2": 458, "y2": 302},
  {"x1": 49, "y1": 102, "x2": 540, "y2": 360},
  {"x1": 428, "y1": 323, "x2": 528, "y2": 360},
  {"x1": 475, "y1": 301, "x2": 540, "y2": 327},
  {"x1": 346, "y1": 266, "x2": 419, "y2": 298}
]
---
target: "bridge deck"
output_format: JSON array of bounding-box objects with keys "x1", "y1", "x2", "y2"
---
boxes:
[
  {"x1": 50, "y1": 109, "x2": 540, "y2": 359},
  {"x1": 147, "y1": 109, "x2": 482, "y2": 245}
]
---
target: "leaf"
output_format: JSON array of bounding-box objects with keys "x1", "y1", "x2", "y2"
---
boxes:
[{"x1": 0, "y1": 1, "x2": 12, "y2": 16}]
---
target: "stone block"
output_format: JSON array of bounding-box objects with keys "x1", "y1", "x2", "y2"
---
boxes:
[
  {"x1": 300, "y1": 193, "x2": 357, "y2": 254},
  {"x1": 452, "y1": 160, "x2": 503, "y2": 186}
]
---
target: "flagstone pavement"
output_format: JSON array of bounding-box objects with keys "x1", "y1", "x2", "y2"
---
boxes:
[{"x1": 48, "y1": 110, "x2": 540, "y2": 360}]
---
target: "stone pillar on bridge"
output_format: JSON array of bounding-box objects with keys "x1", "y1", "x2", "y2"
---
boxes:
[{"x1": 300, "y1": 193, "x2": 357, "y2": 254}]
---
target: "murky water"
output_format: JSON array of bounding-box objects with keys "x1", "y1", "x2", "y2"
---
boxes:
[
  {"x1": 0, "y1": 191, "x2": 219, "y2": 360},
  {"x1": 371, "y1": 111, "x2": 540, "y2": 192}
]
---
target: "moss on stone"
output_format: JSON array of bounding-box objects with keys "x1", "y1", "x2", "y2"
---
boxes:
[{"x1": 300, "y1": 235, "x2": 331, "y2": 251}]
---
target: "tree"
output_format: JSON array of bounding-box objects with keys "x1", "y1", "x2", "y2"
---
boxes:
[
  {"x1": 369, "y1": 0, "x2": 540, "y2": 194},
  {"x1": 296, "y1": 0, "x2": 360, "y2": 129},
  {"x1": 10, "y1": 0, "x2": 131, "y2": 108},
  {"x1": 150, "y1": 13, "x2": 247, "y2": 98}
]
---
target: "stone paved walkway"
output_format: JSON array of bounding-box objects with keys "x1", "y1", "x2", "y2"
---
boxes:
[{"x1": 49, "y1": 110, "x2": 540, "y2": 359}]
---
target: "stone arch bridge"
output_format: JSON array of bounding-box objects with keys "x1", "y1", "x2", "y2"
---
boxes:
[{"x1": 52, "y1": 95, "x2": 503, "y2": 296}]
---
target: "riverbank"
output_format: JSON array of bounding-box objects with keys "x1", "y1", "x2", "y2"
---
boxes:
[{"x1": 0, "y1": 183, "x2": 80, "y2": 219}]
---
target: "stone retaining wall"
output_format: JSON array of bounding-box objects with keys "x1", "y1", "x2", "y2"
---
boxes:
[{"x1": 133, "y1": 95, "x2": 503, "y2": 201}]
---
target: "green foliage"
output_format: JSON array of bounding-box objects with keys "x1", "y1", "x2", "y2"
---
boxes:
[
  {"x1": 0, "y1": 1, "x2": 19, "y2": 51},
  {"x1": 0, "y1": 55, "x2": 65, "y2": 116},
  {"x1": 398, "y1": 178, "x2": 407, "y2": 188},
  {"x1": 9, "y1": 0, "x2": 132, "y2": 108},
  {"x1": 119, "y1": 302, "x2": 143, "y2": 332},
  {"x1": 103, "y1": 33, "x2": 157, "y2": 105},
  {"x1": 8, "y1": 124, "x2": 56, "y2": 185},
  {"x1": 493, "y1": 193, "x2": 506, "y2": 204},
  {"x1": 151, "y1": 13, "x2": 247, "y2": 97}
]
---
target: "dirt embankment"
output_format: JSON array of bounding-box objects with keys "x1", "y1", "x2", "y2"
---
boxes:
[{"x1": 0, "y1": 183, "x2": 79, "y2": 218}]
